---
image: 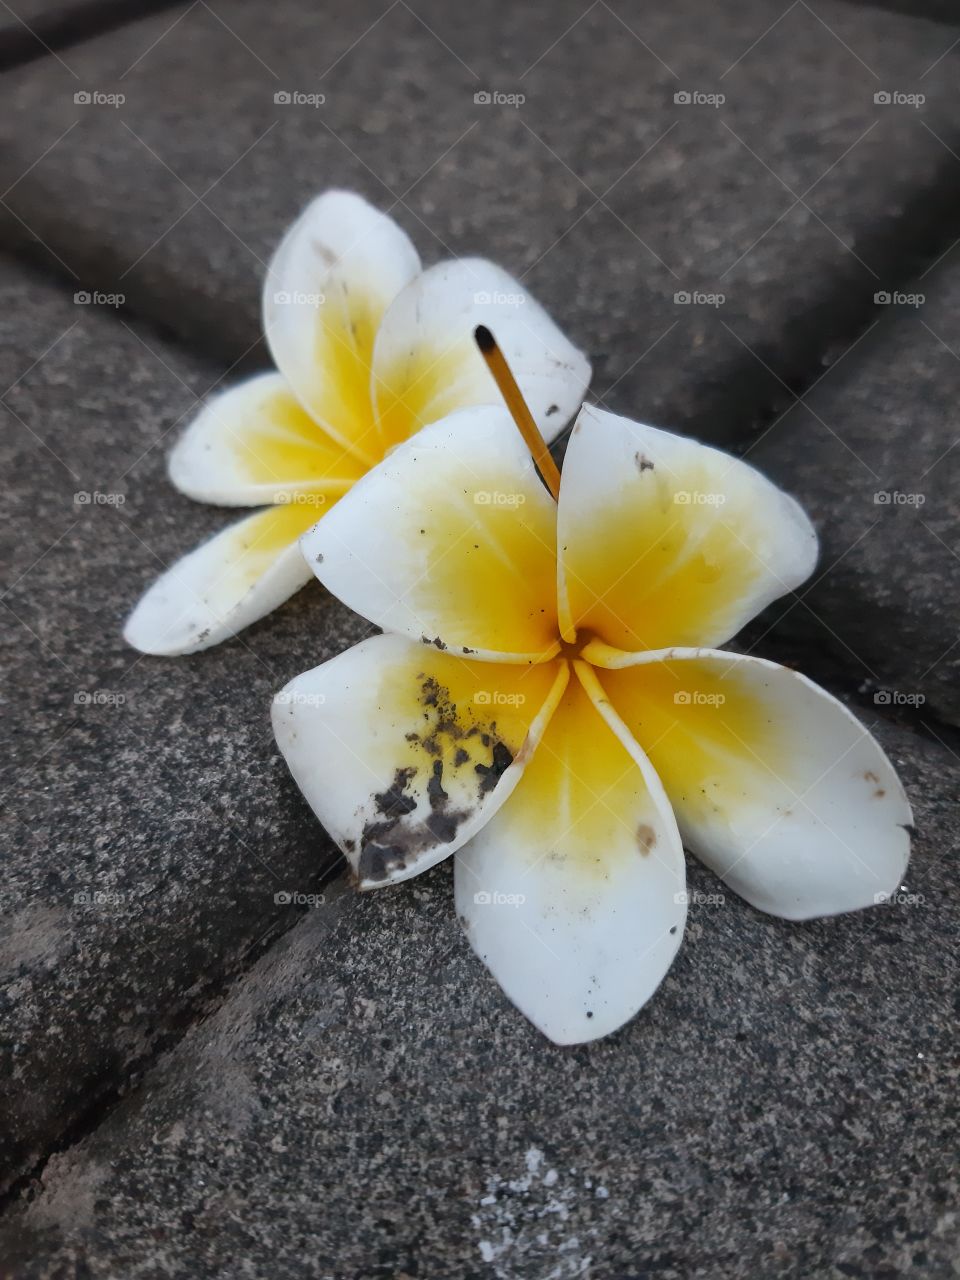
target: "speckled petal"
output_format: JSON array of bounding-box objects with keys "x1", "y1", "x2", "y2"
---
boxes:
[
  {"x1": 263, "y1": 190, "x2": 421, "y2": 467},
  {"x1": 557, "y1": 405, "x2": 818, "y2": 649},
  {"x1": 169, "y1": 371, "x2": 365, "y2": 506},
  {"x1": 272, "y1": 634, "x2": 569, "y2": 888},
  {"x1": 123, "y1": 503, "x2": 319, "y2": 655},
  {"x1": 593, "y1": 646, "x2": 912, "y2": 920},
  {"x1": 455, "y1": 661, "x2": 686, "y2": 1045},
  {"x1": 300, "y1": 406, "x2": 562, "y2": 664},
  {"x1": 371, "y1": 257, "x2": 590, "y2": 451}
]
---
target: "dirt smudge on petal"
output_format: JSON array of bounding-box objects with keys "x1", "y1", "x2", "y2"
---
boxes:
[
  {"x1": 475, "y1": 742, "x2": 514, "y2": 795},
  {"x1": 357, "y1": 672, "x2": 515, "y2": 883},
  {"x1": 636, "y1": 823, "x2": 657, "y2": 855}
]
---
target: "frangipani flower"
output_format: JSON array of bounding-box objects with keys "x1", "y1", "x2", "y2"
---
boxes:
[
  {"x1": 124, "y1": 191, "x2": 590, "y2": 654},
  {"x1": 272, "y1": 397, "x2": 912, "y2": 1045}
]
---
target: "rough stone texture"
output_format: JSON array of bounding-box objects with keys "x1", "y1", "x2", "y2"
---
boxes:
[
  {"x1": 746, "y1": 254, "x2": 960, "y2": 727},
  {"x1": 0, "y1": 259, "x2": 370, "y2": 1190},
  {"x1": 0, "y1": 712, "x2": 954, "y2": 1279},
  {"x1": 1, "y1": 0, "x2": 960, "y2": 443},
  {"x1": 856, "y1": 2, "x2": 959, "y2": 24},
  {"x1": 1, "y1": 0, "x2": 156, "y2": 22},
  {"x1": 0, "y1": 0, "x2": 182, "y2": 71},
  {"x1": 1, "y1": 1, "x2": 959, "y2": 1270}
]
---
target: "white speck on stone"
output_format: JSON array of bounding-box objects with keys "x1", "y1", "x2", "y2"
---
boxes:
[{"x1": 473, "y1": 1150, "x2": 609, "y2": 1277}]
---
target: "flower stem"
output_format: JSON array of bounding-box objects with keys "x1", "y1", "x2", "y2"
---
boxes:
[{"x1": 474, "y1": 325, "x2": 562, "y2": 501}]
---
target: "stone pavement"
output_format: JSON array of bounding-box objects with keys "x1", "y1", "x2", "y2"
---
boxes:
[
  {"x1": 0, "y1": 1, "x2": 180, "y2": 71},
  {"x1": 1, "y1": 0, "x2": 959, "y2": 440},
  {"x1": 1, "y1": 1, "x2": 959, "y2": 1277}
]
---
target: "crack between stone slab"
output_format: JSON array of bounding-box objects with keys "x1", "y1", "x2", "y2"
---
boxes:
[
  {"x1": 2, "y1": 85, "x2": 960, "y2": 1210},
  {"x1": 0, "y1": 853, "x2": 347, "y2": 1218},
  {"x1": 841, "y1": 0, "x2": 959, "y2": 32},
  {"x1": 730, "y1": 151, "x2": 960, "y2": 451},
  {"x1": 4, "y1": 105, "x2": 960, "y2": 432},
  {"x1": 0, "y1": 0, "x2": 188, "y2": 74}
]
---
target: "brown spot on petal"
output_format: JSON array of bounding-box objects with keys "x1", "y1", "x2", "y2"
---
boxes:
[
  {"x1": 475, "y1": 741, "x2": 514, "y2": 795},
  {"x1": 357, "y1": 673, "x2": 516, "y2": 883},
  {"x1": 636, "y1": 823, "x2": 657, "y2": 855}
]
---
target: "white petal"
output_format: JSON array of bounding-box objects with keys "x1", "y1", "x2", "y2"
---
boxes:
[
  {"x1": 124, "y1": 504, "x2": 319, "y2": 655},
  {"x1": 557, "y1": 404, "x2": 818, "y2": 648},
  {"x1": 272, "y1": 635, "x2": 569, "y2": 887},
  {"x1": 263, "y1": 190, "x2": 421, "y2": 464},
  {"x1": 455, "y1": 661, "x2": 686, "y2": 1045},
  {"x1": 596, "y1": 647, "x2": 912, "y2": 920},
  {"x1": 300, "y1": 406, "x2": 562, "y2": 663},
  {"x1": 372, "y1": 258, "x2": 590, "y2": 450},
  {"x1": 169, "y1": 371, "x2": 364, "y2": 506}
]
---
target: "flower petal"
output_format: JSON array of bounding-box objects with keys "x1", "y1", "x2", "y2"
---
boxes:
[
  {"x1": 372, "y1": 258, "x2": 591, "y2": 451},
  {"x1": 301, "y1": 406, "x2": 561, "y2": 663},
  {"x1": 169, "y1": 372, "x2": 366, "y2": 506},
  {"x1": 596, "y1": 648, "x2": 911, "y2": 920},
  {"x1": 124, "y1": 503, "x2": 319, "y2": 655},
  {"x1": 272, "y1": 634, "x2": 569, "y2": 888},
  {"x1": 557, "y1": 405, "x2": 818, "y2": 649},
  {"x1": 454, "y1": 661, "x2": 686, "y2": 1045},
  {"x1": 262, "y1": 190, "x2": 421, "y2": 466}
]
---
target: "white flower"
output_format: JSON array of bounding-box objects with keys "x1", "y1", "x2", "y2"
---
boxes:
[
  {"x1": 272, "y1": 403, "x2": 911, "y2": 1045},
  {"x1": 123, "y1": 191, "x2": 590, "y2": 654}
]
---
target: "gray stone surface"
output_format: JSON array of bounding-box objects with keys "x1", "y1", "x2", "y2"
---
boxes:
[
  {"x1": 1, "y1": 0, "x2": 151, "y2": 24},
  {"x1": 0, "y1": 0, "x2": 182, "y2": 71},
  {"x1": 0, "y1": 259, "x2": 368, "y2": 1190},
  {"x1": 857, "y1": 2, "x2": 958, "y2": 24},
  {"x1": 747, "y1": 256, "x2": 960, "y2": 727},
  {"x1": 0, "y1": 712, "x2": 955, "y2": 1279},
  {"x1": 0, "y1": 0, "x2": 959, "y2": 443},
  {"x1": 2, "y1": 1, "x2": 959, "y2": 1269}
]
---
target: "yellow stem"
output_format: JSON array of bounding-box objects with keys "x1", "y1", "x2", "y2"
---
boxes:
[{"x1": 474, "y1": 325, "x2": 562, "y2": 501}]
